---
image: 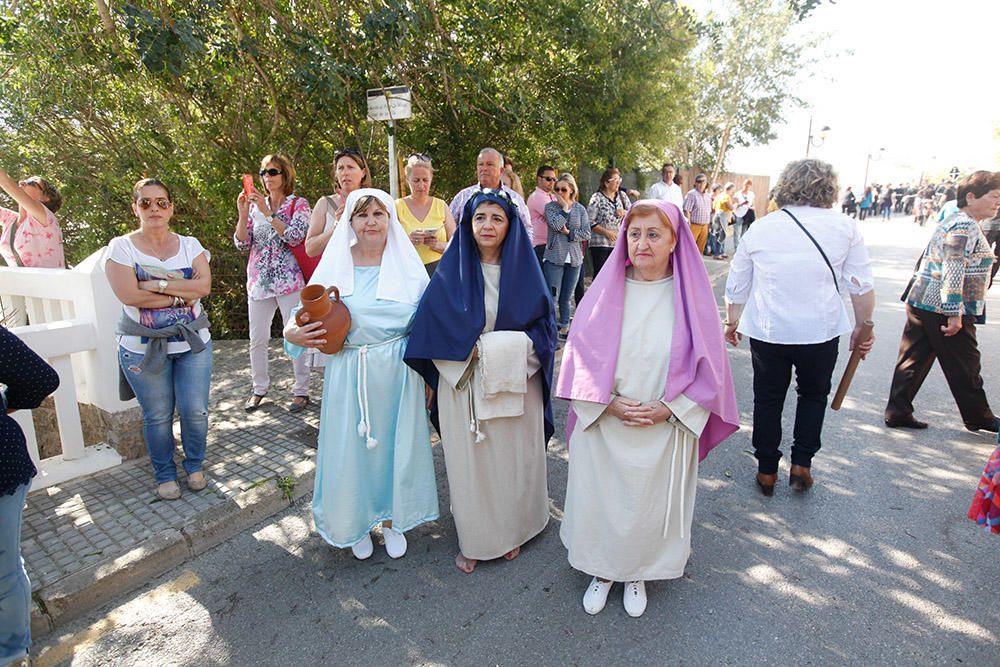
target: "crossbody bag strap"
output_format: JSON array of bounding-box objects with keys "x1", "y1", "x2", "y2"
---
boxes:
[
  {"x1": 781, "y1": 208, "x2": 839, "y2": 294},
  {"x1": 899, "y1": 246, "x2": 927, "y2": 303}
]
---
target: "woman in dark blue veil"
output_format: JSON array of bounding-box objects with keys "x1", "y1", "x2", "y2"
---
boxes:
[{"x1": 406, "y1": 188, "x2": 557, "y2": 573}]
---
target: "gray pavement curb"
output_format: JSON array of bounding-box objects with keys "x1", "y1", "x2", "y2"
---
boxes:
[{"x1": 31, "y1": 460, "x2": 316, "y2": 632}]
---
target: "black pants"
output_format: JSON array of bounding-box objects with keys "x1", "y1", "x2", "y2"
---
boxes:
[
  {"x1": 750, "y1": 337, "x2": 839, "y2": 474},
  {"x1": 885, "y1": 305, "x2": 994, "y2": 426},
  {"x1": 589, "y1": 246, "x2": 613, "y2": 279},
  {"x1": 985, "y1": 230, "x2": 1000, "y2": 282},
  {"x1": 533, "y1": 244, "x2": 546, "y2": 268}
]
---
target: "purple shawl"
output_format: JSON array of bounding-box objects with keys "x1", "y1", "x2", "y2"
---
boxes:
[{"x1": 555, "y1": 199, "x2": 739, "y2": 461}]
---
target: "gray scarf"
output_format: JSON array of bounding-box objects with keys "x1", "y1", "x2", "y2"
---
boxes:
[{"x1": 116, "y1": 311, "x2": 210, "y2": 400}]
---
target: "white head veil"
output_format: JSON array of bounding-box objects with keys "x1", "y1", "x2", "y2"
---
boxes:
[{"x1": 308, "y1": 188, "x2": 429, "y2": 305}]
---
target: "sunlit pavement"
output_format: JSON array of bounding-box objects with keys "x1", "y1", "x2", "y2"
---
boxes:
[{"x1": 31, "y1": 215, "x2": 998, "y2": 666}]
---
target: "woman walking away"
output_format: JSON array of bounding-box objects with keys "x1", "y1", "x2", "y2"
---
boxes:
[
  {"x1": 558, "y1": 200, "x2": 738, "y2": 618},
  {"x1": 306, "y1": 148, "x2": 372, "y2": 258},
  {"x1": 106, "y1": 179, "x2": 213, "y2": 499},
  {"x1": 885, "y1": 170, "x2": 1000, "y2": 432},
  {"x1": 0, "y1": 327, "x2": 59, "y2": 665},
  {"x1": 543, "y1": 174, "x2": 590, "y2": 339},
  {"x1": 406, "y1": 188, "x2": 557, "y2": 574},
  {"x1": 586, "y1": 167, "x2": 630, "y2": 278},
  {"x1": 284, "y1": 189, "x2": 438, "y2": 560},
  {"x1": 725, "y1": 159, "x2": 876, "y2": 495},
  {"x1": 0, "y1": 167, "x2": 64, "y2": 269},
  {"x1": 234, "y1": 154, "x2": 314, "y2": 413},
  {"x1": 396, "y1": 154, "x2": 457, "y2": 277}
]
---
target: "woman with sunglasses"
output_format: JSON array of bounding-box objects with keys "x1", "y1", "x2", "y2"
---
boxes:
[
  {"x1": 105, "y1": 179, "x2": 213, "y2": 500},
  {"x1": 395, "y1": 154, "x2": 457, "y2": 276},
  {"x1": 306, "y1": 148, "x2": 372, "y2": 258},
  {"x1": 0, "y1": 167, "x2": 65, "y2": 269},
  {"x1": 543, "y1": 174, "x2": 590, "y2": 339},
  {"x1": 234, "y1": 154, "x2": 314, "y2": 413}
]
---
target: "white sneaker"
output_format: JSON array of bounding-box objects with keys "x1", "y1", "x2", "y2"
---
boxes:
[
  {"x1": 623, "y1": 580, "x2": 647, "y2": 617},
  {"x1": 382, "y1": 526, "x2": 407, "y2": 559},
  {"x1": 351, "y1": 533, "x2": 374, "y2": 560},
  {"x1": 583, "y1": 577, "x2": 613, "y2": 615}
]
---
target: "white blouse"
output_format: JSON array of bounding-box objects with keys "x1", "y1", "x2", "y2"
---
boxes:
[{"x1": 724, "y1": 206, "x2": 874, "y2": 345}]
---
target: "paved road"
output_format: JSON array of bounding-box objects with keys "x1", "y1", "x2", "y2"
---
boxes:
[{"x1": 32, "y1": 217, "x2": 999, "y2": 666}]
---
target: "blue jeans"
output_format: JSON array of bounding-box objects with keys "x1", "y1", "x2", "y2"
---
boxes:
[
  {"x1": 0, "y1": 483, "x2": 31, "y2": 663},
  {"x1": 119, "y1": 342, "x2": 213, "y2": 484},
  {"x1": 706, "y1": 232, "x2": 725, "y2": 257},
  {"x1": 542, "y1": 260, "x2": 581, "y2": 329}
]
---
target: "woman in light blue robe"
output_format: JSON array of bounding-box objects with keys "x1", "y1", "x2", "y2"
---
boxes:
[{"x1": 284, "y1": 188, "x2": 437, "y2": 560}]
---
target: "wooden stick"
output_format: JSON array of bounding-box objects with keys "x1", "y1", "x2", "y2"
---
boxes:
[{"x1": 831, "y1": 320, "x2": 874, "y2": 411}]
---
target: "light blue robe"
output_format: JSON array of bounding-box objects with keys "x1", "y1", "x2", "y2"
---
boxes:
[{"x1": 286, "y1": 266, "x2": 439, "y2": 547}]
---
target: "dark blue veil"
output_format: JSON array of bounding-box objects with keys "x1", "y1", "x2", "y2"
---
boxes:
[{"x1": 405, "y1": 188, "x2": 557, "y2": 443}]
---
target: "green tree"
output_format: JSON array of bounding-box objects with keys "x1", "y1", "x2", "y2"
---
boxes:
[{"x1": 677, "y1": 0, "x2": 817, "y2": 181}]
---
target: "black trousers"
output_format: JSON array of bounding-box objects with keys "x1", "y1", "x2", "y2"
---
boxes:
[
  {"x1": 885, "y1": 305, "x2": 994, "y2": 426},
  {"x1": 533, "y1": 244, "x2": 545, "y2": 268},
  {"x1": 750, "y1": 337, "x2": 839, "y2": 474},
  {"x1": 589, "y1": 246, "x2": 613, "y2": 279}
]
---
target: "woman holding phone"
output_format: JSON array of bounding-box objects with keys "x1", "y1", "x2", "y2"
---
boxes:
[{"x1": 395, "y1": 154, "x2": 456, "y2": 276}]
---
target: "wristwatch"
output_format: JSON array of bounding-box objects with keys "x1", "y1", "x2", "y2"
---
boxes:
[{"x1": 157, "y1": 279, "x2": 168, "y2": 293}]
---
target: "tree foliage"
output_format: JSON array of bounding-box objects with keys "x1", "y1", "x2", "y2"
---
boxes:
[{"x1": 0, "y1": 0, "x2": 698, "y2": 337}]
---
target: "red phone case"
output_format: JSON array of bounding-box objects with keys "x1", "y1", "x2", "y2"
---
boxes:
[{"x1": 242, "y1": 174, "x2": 255, "y2": 196}]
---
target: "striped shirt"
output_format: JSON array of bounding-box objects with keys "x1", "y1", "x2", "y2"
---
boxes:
[{"x1": 906, "y1": 210, "x2": 996, "y2": 317}]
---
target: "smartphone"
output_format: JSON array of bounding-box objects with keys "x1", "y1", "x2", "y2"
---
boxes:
[{"x1": 242, "y1": 174, "x2": 255, "y2": 197}]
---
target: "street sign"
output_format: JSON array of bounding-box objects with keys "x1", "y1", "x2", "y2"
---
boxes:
[
  {"x1": 366, "y1": 86, "x2": 412, "y2": 122},
  {"x1": 949, "y1": 166, "x2": 960, "y2": 181}
]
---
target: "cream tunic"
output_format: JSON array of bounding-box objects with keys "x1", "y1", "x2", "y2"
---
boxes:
[
  {"x1": 434, "y1": 263, "x2": 550, "y2": 560},
  {"x1": 560, "y1": 276, "x2": 710, "y2": 581}
]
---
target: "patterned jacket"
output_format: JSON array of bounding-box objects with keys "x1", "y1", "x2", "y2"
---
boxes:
[
  {"x1": 906, "y1": 210, "x2": 995, "y2": 317},
  {"x1": 543, "y1": 201, "x2": 591, "y2": 267}
]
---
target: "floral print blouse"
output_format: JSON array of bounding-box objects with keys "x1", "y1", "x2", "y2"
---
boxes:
[
  {"x1": 0, "y1": 207, "x2": 65, "y2": 268},
  {"x1": 586, "y1": 190, "x2": 630, "y2": 249},
  {"x1": 233, "y1": 194, "x2": 312, "y2": 300}
]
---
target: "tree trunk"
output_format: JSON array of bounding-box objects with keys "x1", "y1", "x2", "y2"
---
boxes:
[
  {"x1": 94, "y1": 0, "x2": 114, "y2": 34},
  {"x1": 710, "y1": 122, "x2": 732, "y2": 185}
]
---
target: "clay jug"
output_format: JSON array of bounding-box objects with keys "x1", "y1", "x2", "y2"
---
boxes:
[{"x1": 296, "y1": 284, "x2": 351, "y2": 355}]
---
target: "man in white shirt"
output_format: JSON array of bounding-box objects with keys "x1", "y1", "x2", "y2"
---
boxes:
[
  {"x1": 646, "y1": 163, "x2": 684, "y2": 209},
  {"x1": 449, "y1": 147, "x2": 532, "y2": 236},
  {"x1": 731, "y1": 179, "x2": 756, "y2": 252}
]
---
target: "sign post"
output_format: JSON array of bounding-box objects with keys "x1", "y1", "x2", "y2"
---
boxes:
[
  {"x1": 366, "y1": 86, "x2": 412, "y2": 199},
  {"x1": 949, "y1": 166, "x2": 960, "y2": 181}
]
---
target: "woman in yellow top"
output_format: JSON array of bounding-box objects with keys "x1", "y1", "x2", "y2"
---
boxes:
[
  {"x1": 395, "y1": 154, "x2": 457, "y2": 276},
  {"x1": 708, "y1": 182, "x2": 735, "y2": 260}
]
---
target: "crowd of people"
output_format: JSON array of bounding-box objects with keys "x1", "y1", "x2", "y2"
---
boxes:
[{"x1": 3, "y1": 150, "x2": 1000, "y2": 663}]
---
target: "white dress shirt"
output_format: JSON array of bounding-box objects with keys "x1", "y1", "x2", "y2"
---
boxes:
[
  {"x1": 646, "y1": 180, "x2": 684, "y2": 208},
  {"x1": 449, "y1": 183, "x2": 532, "y2": 237},
  {"x1": 724, "y1": 206, "x2": 874, "y2": 345}
]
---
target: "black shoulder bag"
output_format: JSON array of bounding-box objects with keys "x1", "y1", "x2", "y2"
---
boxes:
[{"x1": 781, "y1": 208, "x2": 839, "y2": 293}]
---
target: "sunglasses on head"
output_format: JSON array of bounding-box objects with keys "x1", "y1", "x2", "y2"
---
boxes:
[
  {"x1": 259, "y1": 168, "x2": 282, "y2": 177},
  {"x1": 409, "y1": 152, "x2": 432, "y2": 162},
  {"x1": 137, "y1": 197, "x2": 172, "y2": 210},
  {"x1": 335, "y1": 147, "x2": 363, "y2": 160}
]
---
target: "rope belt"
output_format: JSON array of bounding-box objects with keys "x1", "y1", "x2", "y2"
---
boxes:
[{"x1": 344, "y1": 333, "x2": 408, "y2": 450}]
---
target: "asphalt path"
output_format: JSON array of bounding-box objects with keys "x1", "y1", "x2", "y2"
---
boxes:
[{"x1": 32, "y1": 217, "x2": 999, "y2": 666}]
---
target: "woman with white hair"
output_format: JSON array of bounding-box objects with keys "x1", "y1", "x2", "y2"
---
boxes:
[{"x1": 284, "y1": 189, "x2": 439, "y2": 560}]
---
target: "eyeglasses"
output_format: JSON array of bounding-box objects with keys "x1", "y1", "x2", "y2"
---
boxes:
[
  {"x1": 259, "y1": 168, "x2": 282, "y2": 177},
  {"x1": 554, "y1": 187, "x2": 571, "y2": 193},
  {"x1": 137, "y1": 197, "x2": 172, "y2": 210},
  {"x1": 540, "y1": 176, "x2": 556, "y2": 182}
]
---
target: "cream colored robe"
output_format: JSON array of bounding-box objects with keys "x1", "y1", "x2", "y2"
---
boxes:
[
  {"x1": 560, "y1": 276, "x2": 709, "y2": 581},
  {"x1": 434, "y1": 263, "x2": 549, "y2": 560}
]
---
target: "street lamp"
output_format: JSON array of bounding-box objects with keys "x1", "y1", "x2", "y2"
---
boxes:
[
  {"x1": 805, "y1": 116, "x2": 831, "y2": 157},
  {"x1": 863, "y1": 148, "x2": 885, "y2": 190}
]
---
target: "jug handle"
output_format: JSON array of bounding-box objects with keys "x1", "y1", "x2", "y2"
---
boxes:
[{"x1": 325, "y1": 285, "x2": 340, "y2": 302}]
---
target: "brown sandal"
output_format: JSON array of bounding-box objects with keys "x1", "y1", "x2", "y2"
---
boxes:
[{"x1": 244, "y1": 393, "x2": 266, "y2": 412}]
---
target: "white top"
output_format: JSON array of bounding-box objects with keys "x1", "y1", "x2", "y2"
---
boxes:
[
  {"x1": 104, "y1": 234, "x2": 211, "y2": 354},
  {"x1": 724, "y1": 206, "x2": 874, "y2": 345},
  {"x1": 646, "y1": 180, "x2": 684, "y2": 208},
  {"x1": 733, "y1": 190, "x2": 755, "y2": 217}
]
